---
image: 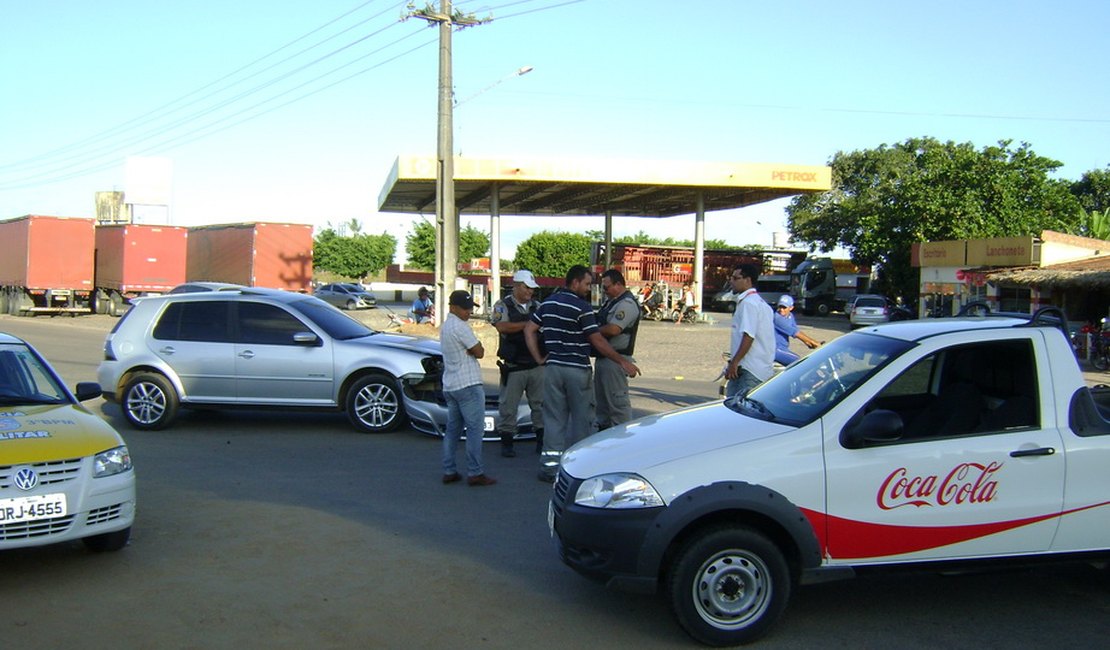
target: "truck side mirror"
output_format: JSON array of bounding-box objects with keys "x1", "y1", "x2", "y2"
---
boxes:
[{"x1": 840, "y1": 409, "x2": 904, "y2": 449}]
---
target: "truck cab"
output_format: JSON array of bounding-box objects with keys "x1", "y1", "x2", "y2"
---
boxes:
[{"x1": 549, "y1": 308, "x2": 1110, "y2": 645}]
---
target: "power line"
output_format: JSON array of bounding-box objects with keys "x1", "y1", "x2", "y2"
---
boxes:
[
  {"x1": 0, "y1": 0, "x2": 406, "y2": 172},
  {"x1": 0, "y1": 31, "x2": 437, "y2": 190}
]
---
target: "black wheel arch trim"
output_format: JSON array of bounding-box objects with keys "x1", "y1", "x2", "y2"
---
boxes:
[{"x1": 636, "y1": 481, "x2": 823, "y2": 580}]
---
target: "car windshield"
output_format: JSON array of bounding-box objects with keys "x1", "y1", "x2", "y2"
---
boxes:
[
  {"x1": 726, "y1": 333, "x2": 913, "y2": 425},
  {"x1": 287, "y1": 296, "x2": 378, "y2": 340},
  {"x1": 0, "y1": 344, "x2": 67, "y2": 404}
]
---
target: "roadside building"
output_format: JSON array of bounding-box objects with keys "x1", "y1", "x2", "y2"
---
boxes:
[{"x1": 913, "y1": 230, "x2": 1110, "y2": 321}]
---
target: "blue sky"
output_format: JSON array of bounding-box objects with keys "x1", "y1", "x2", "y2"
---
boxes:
[{"x1": 2, "y1": 0, "x2": 1108, "y2": 261}]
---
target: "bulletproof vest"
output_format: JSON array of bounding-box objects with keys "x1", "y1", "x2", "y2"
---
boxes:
[
  {"x1": 596, "y1": 290, "x2": 639, "y2": 355},
  {"x1": 496, "y1": 296, "x2": 540, "y2": 366}
]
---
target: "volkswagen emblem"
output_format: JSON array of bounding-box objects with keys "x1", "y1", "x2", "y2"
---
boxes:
[{"x1": 14, "y1": 467, "x2": 38, "y2": 491}]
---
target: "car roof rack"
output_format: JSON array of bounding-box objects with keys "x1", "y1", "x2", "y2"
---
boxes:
[{"x1": 955, "y1": 301, "x2": 1068, "y2": 337}]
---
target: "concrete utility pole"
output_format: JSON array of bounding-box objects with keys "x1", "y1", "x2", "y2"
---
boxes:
[{"x1": 409, "y1": 1, "x2": 487, "y2": 325}]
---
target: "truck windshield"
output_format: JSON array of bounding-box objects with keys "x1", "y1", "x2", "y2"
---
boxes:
[{"x1": 730, "y1": 333, "x2": 912, "y2": 425}]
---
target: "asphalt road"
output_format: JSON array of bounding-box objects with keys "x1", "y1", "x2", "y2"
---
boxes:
[{"x1": 1, "y1": 313, "x2": 1107, "y2": 649}]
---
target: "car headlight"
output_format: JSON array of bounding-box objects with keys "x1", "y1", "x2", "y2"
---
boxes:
[
  {"x1": 574, "y1": 473, "x2": 664, "y2": 509},
  {"x1": 93, "y1": 446, "x2": 133, "y2": 478}
]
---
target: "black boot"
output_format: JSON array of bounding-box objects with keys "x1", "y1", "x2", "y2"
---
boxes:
[
  {"x1": 534, "y1": 428, "x2": 544, "y2": 454},
  {"x1": 500, "y1": 433, "x2": 516, "y2": 458}
]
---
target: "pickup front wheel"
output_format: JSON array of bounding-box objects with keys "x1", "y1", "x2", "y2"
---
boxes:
[{"x1": 667, "y1": 526, "x2": 790, "y2": 646}]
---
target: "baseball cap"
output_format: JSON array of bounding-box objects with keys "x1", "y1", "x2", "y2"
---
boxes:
[
  {"x1": 449, "y1": 290, "x2": 479, "y2": 309},
  {"x1": 777, "y1": 295, "x2": 794, "y2": 308},
  {"x1": 512, "y1": 269, "x2": 539, "y2": 288}
]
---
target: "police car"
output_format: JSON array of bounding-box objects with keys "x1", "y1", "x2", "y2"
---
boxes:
[
  {"x1": 549, "y1": 308, "x2": 1110, "y2": 645},
  {"x1": 0, "y1": 332, "x2": 135, "y2": 553}
]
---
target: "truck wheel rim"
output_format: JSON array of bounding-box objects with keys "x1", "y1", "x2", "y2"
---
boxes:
[
  {"x1": 692, "y1": 549, "x2": 772, "y2": 629},
  {"x1": 354, "y1": 383, "x2": 398, "y2": 427},
  {"x1": 127, "y1": 382, "x2": 166, "y2": 425}
]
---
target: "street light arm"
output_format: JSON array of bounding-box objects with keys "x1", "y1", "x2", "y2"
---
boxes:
[{"x1": 454, "y1": 65, "x2": 534, "y2": 107}]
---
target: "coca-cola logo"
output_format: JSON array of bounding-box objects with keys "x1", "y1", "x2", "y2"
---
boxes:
[{"x1": 877, "y1": 462, "x2": 1002, "y2": 510}]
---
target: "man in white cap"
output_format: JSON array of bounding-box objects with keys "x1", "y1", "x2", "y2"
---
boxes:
[
  {"x1": 772, "y1": 294, "x2": 820, "y2": 366},
  {"x1": 489, "y1": 269, "x2": 544, "y2": 457}
]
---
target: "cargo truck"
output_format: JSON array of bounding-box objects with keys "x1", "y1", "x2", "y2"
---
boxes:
[
  {"x1": 790, "y1": 257, "x2": 872, "y2": 316},
  {"x1": 0, "y1": 215, "x2": 95, "y2": 316},
  {"x1": 186, "y1": 222, "x2": 313, "y2": 291},
  {"x1": 94, "y1": 224, "x2": 188, "y2": 316}
]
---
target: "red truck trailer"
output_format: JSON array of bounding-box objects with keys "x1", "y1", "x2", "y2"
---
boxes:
[
  {"x1": 94, "y1": 224, "x2": 189, "y2": 316},
  {"x1": 186, "y1": 222, "x2": 313, "y2": 291},
  {"x1": 0, "y1": 215, "x2": 95, "y2": 316}
]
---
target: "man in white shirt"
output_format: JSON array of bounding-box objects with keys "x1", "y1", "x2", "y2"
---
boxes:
[
  {"x1": 724, "y1": 264, "x2": 775, "y2": 398},
  {"x1": 439, "y1": 290, "x2": 496, "y2": 487}
]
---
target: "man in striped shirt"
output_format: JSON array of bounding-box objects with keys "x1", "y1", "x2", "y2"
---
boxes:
[{"x1": 524, "y1": 265, "x2": 640, "y2": 482}]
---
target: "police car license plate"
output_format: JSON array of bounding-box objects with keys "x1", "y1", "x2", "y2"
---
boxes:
[
  {"x1": 0, "y1": 493, "x2": 67, "y2": 523},
  {"x1": 483, "y1": 416, "x2": 495, "y2": 432}
]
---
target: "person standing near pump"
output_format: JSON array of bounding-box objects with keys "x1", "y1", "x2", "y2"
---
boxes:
[
  {"x1": 724, "y1": 264, "x2": 775, "y2": 398},
  {"x1": 772, "y1": 294, "x2": 820, "y2": 366},
  {"x1": 525, "y1": 265, "x2": 640, "y2": 483},
  {"x1": 490, "y1": 269, "x2": 545, "y2": 458},
  {"x1": 439, "y1": 290, "x2": 496, "y2": 487},
  {"x1": 594, "y1": 269, "x2": 640, "y2": 430}
]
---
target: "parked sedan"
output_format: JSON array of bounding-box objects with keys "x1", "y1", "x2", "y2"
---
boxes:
[
  {"x1": 0, "y1": 333, "x2": 135, "y2": 552},
  {"x1": 848, "y1": 294, "x2": 894, "y2": 327},
  {"x1": 314, "y1": 283, "x2": 377, "y2": 310}
]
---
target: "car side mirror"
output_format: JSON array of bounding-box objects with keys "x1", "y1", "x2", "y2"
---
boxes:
[
  {"x1": 293, "y1": 332, "x2": 320, "y2": 346},
  {"x1": 74, "y1": 382, "x2": 102, "y2": 402},
  {"x1": 840, "y1": 409, "x2": 903, "y2": 449}
]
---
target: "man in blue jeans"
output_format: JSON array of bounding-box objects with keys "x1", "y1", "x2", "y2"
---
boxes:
[{"x1": 440, "y1": 290, "x2": 496, "y2": 487}]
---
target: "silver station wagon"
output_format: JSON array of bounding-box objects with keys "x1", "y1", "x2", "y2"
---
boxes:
[{"x1": 97, "y1": 288, "x2": 529, "y2": 438}]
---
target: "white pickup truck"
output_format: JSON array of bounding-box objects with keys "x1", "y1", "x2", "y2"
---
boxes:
[{"x1": 549, "y1": 308, "x2": 1110, "y2": 646}]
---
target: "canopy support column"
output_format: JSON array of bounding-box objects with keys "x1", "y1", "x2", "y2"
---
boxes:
[
  {"x1": 604, "y1": 209, "x2": 613, "y2": 269},
  {"x1": 490, "y1": 182, "x2": 501, "y2": 308},
  {"x1": 694, "y1": 191, "x2": 706, "y2": 314}
]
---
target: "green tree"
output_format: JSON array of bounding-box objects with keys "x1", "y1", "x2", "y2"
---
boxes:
[
  {"x1": 313, "y1": 228, "x2": 396, "y2": 279},
  {"x1": 786, "y1": 137, "x2": 1081, "y2": 300},
  {"x1": 586, "y1": 229, "x2": 732, "y2": 249},
  {"x1": 404, "y1": 220, "x2": 490, "y2": 270},
  {"x1": 1077, "y1": 208, "x2": 1110, "y2": 240},
  {"x1": 1071, "y1": 166, "x2": 1110, "y2": 213},
  {"x1": 514, "y1": 230, "x2": 593, "y2": 279}
]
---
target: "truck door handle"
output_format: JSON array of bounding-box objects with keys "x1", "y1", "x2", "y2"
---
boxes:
[
  {"x1": 1009, "y1": 447, "x2": 1055, "y2": 457},
  {"x1": 158, "y1": 346, "x2": 175, "y2": 355},
  {"x1": 238, "y1": 350, "x2": 255, "y2": 360}
]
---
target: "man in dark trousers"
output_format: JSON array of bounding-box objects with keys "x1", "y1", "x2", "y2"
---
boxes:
[
  {"x1": 525, "y1": 265, "x2": 640, "y2": 483},
  {"x1": 490, "y1": 269, "x2": 544, "y2": 458}
]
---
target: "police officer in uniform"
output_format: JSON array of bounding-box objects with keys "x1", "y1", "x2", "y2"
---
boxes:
[
  {"x1": 490, "y1": 270, "x2": 544, "y2": 457},
  {"x1": 594, "y1": 269, "x2": 640, "y2": 429}
]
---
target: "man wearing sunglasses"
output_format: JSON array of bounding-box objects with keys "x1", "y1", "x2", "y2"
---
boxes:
[{"x1": 724, "y1": 264, "x2": 775, "y2": 397}]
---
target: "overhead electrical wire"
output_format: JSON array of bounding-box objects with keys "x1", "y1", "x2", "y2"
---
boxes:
[
  {"x1": 0, "y1": 0, "x2": 590, "y2": 190},
  {"x1": 0, "y1": 0, "x2": 405, "y2": 172}
]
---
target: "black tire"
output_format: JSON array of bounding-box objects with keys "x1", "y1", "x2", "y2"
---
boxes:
[
  {"x1": 346, "y1": 373, "x2": 407, "y2": 432},
  {"x1": 815, "y1": 301, "x2": 831, "y2": 317},
  {"x1": 725, "y1": 301, "x2": 736, "y2": 314},
  {"x1": 1094, "y1": 351, "x2": 1110, "y2": 372},
  {"x1": 122, "y1": 372, "x2": 179, "y2": 430},
  {"x1": 345, "y1": 299, "x2": 357, "y2": 311},
  {"x1": 82, "y1": 526, "x2": 131, "y2": 552},
  {"x1": 108, "y1": 293, "x2": 124, "y2": 317},
  {"x1": 667, "y1": 526, "x2": 791, "y2": 647}
]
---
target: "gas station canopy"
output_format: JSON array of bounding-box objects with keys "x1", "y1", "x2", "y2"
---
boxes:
[{"x1": 378, "y1": 155, "x2": 832, "y2": 217}]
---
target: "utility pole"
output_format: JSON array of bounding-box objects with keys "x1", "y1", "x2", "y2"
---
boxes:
[{"x1": 408, "y1": 1, "x2": 488, "y2": 325}]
